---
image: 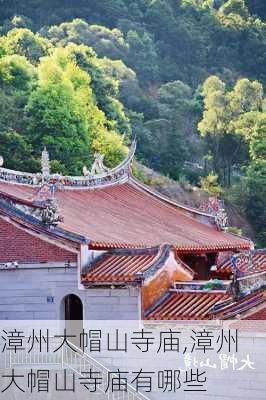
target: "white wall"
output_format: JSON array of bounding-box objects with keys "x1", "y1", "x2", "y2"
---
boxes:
[{"x1": 0, "y1": 263, "x2": 141, "y2": 320}]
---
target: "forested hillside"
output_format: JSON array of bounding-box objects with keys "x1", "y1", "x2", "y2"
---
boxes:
[{"x1": 0, "y1": 0, "x2": 265, "y2": 246}]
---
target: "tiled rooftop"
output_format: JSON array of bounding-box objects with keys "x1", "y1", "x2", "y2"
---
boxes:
[
  {"x1": 82, "y1": 248, "x2": 160, "y2": 284},
  {"x1": 0, "y1": 179, "x2": 252, "y2": 252},
  {"x1": 145, "y1": 291, "x2": 230, "y2": 320},
  {"x1": 145, "y1": 289, "x2": 265, "y2": 320},
  {"x1": 211, "y1": 292, "x2": 265, "y2": 319},
  {"x1": 81, "y1": 246, "x2": 194, "y2": 284}
]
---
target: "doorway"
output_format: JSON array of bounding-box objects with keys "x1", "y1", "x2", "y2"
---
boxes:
[
  {"x1": 64, "y1": 294, "x2": 83, "y2": 320},
  {"x1": 63, "y1": 294, "x2": 83, "y2": 348}
]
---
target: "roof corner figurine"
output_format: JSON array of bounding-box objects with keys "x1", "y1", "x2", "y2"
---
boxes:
[
  {"x1": 41, "y1": 198, "x2": 64, "y2": 227},
  {"x1": 200, "y1": 196, "x2": 228, "y2": 230}
]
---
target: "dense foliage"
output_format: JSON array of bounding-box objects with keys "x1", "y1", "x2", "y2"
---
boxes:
[{"x1": 0, "y1": 0, "x2": 265, "y2": 245}]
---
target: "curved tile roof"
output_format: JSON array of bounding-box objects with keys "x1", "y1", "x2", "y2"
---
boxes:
[
  {"x1": 81, "y1": 245, "x2": 195, "y2": 284},
  {"x1": 145, "y1": 290, "x2": 265, "y2": 320},
  {"x1": 82, "y1": 247, "x2": 160, "y2": 284},
  {"x1": 145, "y1": 291, "x2": 230, "y2": 320},
  {"x1": 0, "y1": 179, "x2": 252, "y2": 251}
]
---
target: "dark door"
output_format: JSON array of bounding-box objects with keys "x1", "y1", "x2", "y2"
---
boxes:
[
  {"x1": 64, "y1": 294, "x2": 83, "y2": 348},
  {"x1": 65, "y1": 294, "x2": 83, "y2": 320}
]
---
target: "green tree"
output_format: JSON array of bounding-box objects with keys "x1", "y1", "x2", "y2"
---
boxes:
[
  {"x1": 42, "y1": 19, "x2": 129, "y2": 60},
  {"x1": 0, "y1": 129, "x2": 37, "y2": 171},
  {"x1": 25, "y1": 48, "x2": 127, "y2": 173},
  {"x1": 0, "y1": 15, "x2": 33, "y2": 34},
  {"x1": 125, "y1": 29, "x2": 159, "y2": 84},
  {"x1": 0, "y1": 53, "x2": 36, "y2": 170},
  {"x1": 200, "y1": 172, "x2": 223, "y2": 196},
  {"x1": 0, "y1": 54, "x2": 36, "y2": 90},
  {"x1": 229, "y1": 112, "x2": 266, "y2": 246},
  {"x1": 61, "y1": 43, "x2": 131, "y2": 136},
  {"x1": 198, "y1": 76, "x2": 263, "y2": 186},
  {"x1": 0, "y1": 28, "x2": 50, "y2": 63},
  {"x1": 219, "y1": 0, "x2": 249, "y2": 18},
  {"x1": 143, "y1": 118, "x2": 188, "y2": 179},
  {"x1": 245, "y1": 111, "x2": 266, "y2": 247},
  {"x1": 246, "y1": 0, "x2": 266, "y2": 20},
  {"x1": 245, "y1": 159, "x2": 266, "y2": 246},
  {"x1": 218, "y1": 0, "x2": 251, "y2": 27},
  {"x1": 249, "y1": 113, "x2": 266, "y2": 160},
  {"x1": 157, "y1": 80, "x2": 200, "y2": 143}
]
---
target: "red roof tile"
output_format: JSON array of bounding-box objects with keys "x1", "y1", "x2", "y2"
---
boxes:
[
  {"x1": 81, "y1": 246, "x2": 194, "y2": 284},
  {"x1": 145, "y1": 289, "x2": 265, "y2": 320},
  {"x1": 82, "y1": 248, "x2": 159, "y2": 283},
  {"x1": 212, "y1": 292, "x2": 265, "y2": 319},
  {"x1": 145, "y1": 291, "x2": 230, "y2": 320},
  {"x1": 0, "y1": 180, "x2": 252, "y2": 251}
]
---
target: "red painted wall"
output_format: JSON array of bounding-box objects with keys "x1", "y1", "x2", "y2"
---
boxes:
[{"x1": 0, "y1": 217, "x2": 77, "y2": 263}]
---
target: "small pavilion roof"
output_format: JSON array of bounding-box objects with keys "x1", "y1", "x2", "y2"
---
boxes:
[
  {"x1": 82, "y1": 247, "x2": 160, "y2": 284},
  {"x1": 81, "y1": 245, "x2": 194, "y2": 284}
]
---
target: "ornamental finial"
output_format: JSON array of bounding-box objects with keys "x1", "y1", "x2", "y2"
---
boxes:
[
  {"x1": 90, "y1": 153, "x2": 109, "y2": 175},
  {"x1": 200, "y1": 196, "x2": 228, "y2": 230},
  {"x1": 41, "y1": 147, "x2": 50, "y2": 179}
]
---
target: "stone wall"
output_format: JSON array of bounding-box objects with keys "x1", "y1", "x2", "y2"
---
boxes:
[{"x1": 0, "y1": 263, "x2": 141, "y2": 320}]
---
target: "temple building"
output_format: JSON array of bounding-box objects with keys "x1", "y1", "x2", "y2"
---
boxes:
[{"x1": 0, "y1": 143, "x2": 265, "y2": 321}]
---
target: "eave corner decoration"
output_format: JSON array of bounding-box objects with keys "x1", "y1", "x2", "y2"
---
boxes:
[
  {"x1": 40, "y1": 197, "x2": 64, "y2": 227},
  {"x1": 230, "y1": 252, "x2": 265, "y2": 300},
  {"x1": 200, "y1": 196, "x2": 228, "y2": 231}
]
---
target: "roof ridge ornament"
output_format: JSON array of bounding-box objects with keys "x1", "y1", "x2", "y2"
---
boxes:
[
  {"x1": 0, "y1": 139, "x2": 137, "y2": 188},
  {"x1": 41, "y1": 197, "x2": 64, "y2": 227},
  {"x1": 229, "y1": 252, "x2": 264, "y2": 300},
  {"x1": 83, "y1": 153, "x2": 109, "y2": 176},
  {"x1": 41, "y1": 147, "x2": 50, "y2": 180},
  {"x1": 91, "y1": 153, "x2": 109, "y2": 175},
  {"x1": 200, "y1": 196, "x2": 228, "y2": 231}
]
